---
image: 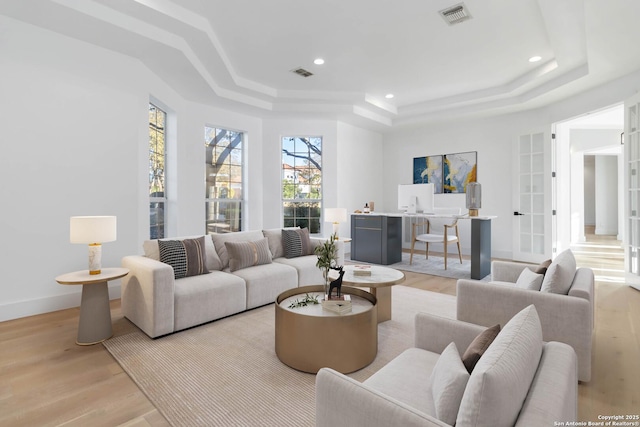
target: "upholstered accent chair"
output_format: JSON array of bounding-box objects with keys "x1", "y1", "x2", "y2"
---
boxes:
[
  {"x1": 410, "y1": 207, "x2": 462, "y2": 269},
  {"x1": 316, "y1": 306, "x2": 577, "y2": 427},
  {"x1": 456, "y1": 249, "x2": 594, "y2": 382}
]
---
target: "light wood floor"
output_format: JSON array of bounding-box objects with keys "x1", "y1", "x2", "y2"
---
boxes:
[{"x1": 1, "y1": 229, "x2": 638, "y2": 426}]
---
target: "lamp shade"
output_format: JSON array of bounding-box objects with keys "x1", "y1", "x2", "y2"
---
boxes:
[
  {"x1": 70, "y1": 216, "x2": 117, "y2": 244},
  {"x1": 324, "y1": 208, "x2": 347, "y2": 223},
  {"x1": 466, "y1": 182, "x2": 481, "y2": 216}
]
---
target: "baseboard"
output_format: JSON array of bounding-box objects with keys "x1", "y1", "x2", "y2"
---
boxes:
[
  {"x1": 595, "y1": 227, "x2": 618, "y2": 235},
  {"x1": 0, "y1": 285, "x2": 121, "y2": 323}
]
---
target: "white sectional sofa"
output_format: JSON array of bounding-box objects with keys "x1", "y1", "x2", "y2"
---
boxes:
[
  {"x1": 316, "y1": 306, "x2": 578, "y2": 427},
  {"x1": 121, "y1": 229, "x2": 344, "y2": 338}
]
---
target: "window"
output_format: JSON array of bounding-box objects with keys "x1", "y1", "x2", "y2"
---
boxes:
[
  {"x1": 282, "y1": 136, "x2": 322, "y2": 233},
  {"x1": 205, "y1": 127, "x2": 244, "y2": 233},
  {"x1": 149, "y1": 103, "x2": 167, "y2": 239}
]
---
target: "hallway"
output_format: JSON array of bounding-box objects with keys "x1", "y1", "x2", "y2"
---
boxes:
[{"x1": 571, "y1": 226, "x2": 625, "y2": 283}]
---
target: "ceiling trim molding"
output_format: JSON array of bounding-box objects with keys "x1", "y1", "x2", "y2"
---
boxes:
[{"x1": 1, "y1": 0, "x2": 610, "y2": 128}]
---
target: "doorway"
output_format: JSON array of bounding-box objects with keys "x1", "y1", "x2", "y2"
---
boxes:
[{"x1": 554, "y1": 104, "x2": 625, "y2": 283}]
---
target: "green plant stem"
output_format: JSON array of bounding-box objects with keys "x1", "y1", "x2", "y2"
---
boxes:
[{"x1": 288, "y1": 293, "x2": 320, "y2": 309}]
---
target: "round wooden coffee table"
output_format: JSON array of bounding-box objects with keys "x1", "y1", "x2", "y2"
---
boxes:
[
  {"x1": 275, "y1": 285, "x2": 377, "y2": 374},
  {"x1": 330, "y1": 265, "x2": 405, "y2": 323}
]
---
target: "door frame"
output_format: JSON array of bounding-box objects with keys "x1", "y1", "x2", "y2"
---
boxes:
[{"x1": 512, "y1": 129, "x2": 553, "y2": 263}]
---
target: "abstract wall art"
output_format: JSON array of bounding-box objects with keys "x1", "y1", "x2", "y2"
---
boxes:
[
  {"x1": 443, "y1": 151, "x2": 477, "y2": 193},
  {"x1": 413, "y1": 155, "x2": 443, "y2": 193}
]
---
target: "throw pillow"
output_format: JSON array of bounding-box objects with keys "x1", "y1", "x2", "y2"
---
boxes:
[
  {"x1": 515, "y1": 268, "x2": 544, "y2": 291},
  {"x1": 430, "y1": 342, "x2": 470, "y2": 425},
  {"x1": 534, "y1": 259, "x2": 552, "y2": 275},
  {"x1": 144, "y1": 235, "x2": 222, "y2": 271},
  {"x1": 461, "y1": 324, "x2": 501, "y2": 373},
  {"x1": 540, "y1": 249, "x2": 576, "y2": 294},
  {"x1": 282, "y1": 228, "x2": 313, "y2": 258},
  {"x1": 158, "y1": 236, "x2": 209, "y2": 279},
  {"x1": 225, "y1": 238, "x2": 273, "y2": 272},
  {"x1": 262, "y1": 227, "x2": 299, "y2": 259},
  {"x1": 456, "y1": 305, "x2": 543, "y2": 427},
  {"x1": 211, "y1": 231, "x2": 266, "y2": 270}
]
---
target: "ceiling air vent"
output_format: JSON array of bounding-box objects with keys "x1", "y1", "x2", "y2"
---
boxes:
[
  {"x1": 439, "y1": 3, "x2": 472, "y2": 25},
  {"x1": 291, "y1": 67, "x2": 314, "y2": 78}
]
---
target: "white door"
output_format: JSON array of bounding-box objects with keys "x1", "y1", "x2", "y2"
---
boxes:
[
  {"x1": 512, "y1": 131, "x2": 552, "y2": 263},
  {"x1": 624, "y1": 93, "x2": 640, "y2": 290}
]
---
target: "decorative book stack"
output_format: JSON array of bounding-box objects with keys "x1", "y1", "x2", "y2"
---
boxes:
[
  {"x1": 353, "y1": 265, "x2": 372, "y2": 276},
  {"x1": 322, "y1": 294, "x2": 352, "y2": 314}
]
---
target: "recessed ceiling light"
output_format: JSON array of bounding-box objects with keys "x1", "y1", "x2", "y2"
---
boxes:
[
  {"x1": 385, "y1": 94, "x2": 395, "y2": 99},
  {"x1": 529, "y1": 56, "x2": 542, "y2": 63},
  {"x1": 313, "y1": 58, "x2": 325, "y2": 65}
]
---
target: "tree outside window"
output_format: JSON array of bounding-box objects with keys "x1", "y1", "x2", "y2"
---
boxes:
[
  {"x1": 205, "y1": 126, "x2": 244, "y2": 233},
  {"x1": 282, "y1": 136, "x2": 322, "y2": 233},
  {"x1": 149, "y1": 103, "x2": 166, "y2": 239}
]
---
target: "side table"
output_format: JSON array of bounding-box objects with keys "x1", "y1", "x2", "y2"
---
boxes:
[
  {"x1": 329, "y1": 265, "x2": 405, "y2": 323},
  {"x1": 55, "y1": 267, "x2": 129, "y2": 345}
]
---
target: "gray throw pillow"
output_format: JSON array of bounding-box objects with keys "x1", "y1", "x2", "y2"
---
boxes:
[
  {"x1": 540, "y1": 249, "x2": 576, "y2": 294},
  {"x1": 225, "y1": 238, "x2": 273, "y2": 272},
  {"x1": 430, "y1": 342, "x2": 470, "y2": 425},
  {"x1": 282, "y1": 228, "x2": 313, "y2": 258},
  {"x1": 515, "y1": 268, "x2": 544, "y2": 291},
  {"x1": 158, "y1": 236, "x2": 209, "y2": 279},
  {"x1": 456, "y1": 305, "x2": 543, "y2": 427}
]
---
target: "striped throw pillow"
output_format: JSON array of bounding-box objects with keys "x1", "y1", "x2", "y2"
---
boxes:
[
  {"x1": 158, "y1": 236, "x2": 209, "y2": 279},
  {"x1": 225, "y1": 238, "x2": 273, "y2": 272},
  {"x1": 282, "y1": 228, "x2": 313, "y2": 258}
]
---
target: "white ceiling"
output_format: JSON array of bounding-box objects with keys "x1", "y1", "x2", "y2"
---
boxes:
[{"x1": 2, "y1": 0, "x2": 639, "y2": 129}]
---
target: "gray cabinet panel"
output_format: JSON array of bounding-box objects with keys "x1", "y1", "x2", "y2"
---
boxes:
[{"x1": 351, "y1": 215, "x2": 402, "y2": 265}]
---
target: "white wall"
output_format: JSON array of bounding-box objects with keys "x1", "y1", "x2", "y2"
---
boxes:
[
  {"x1": 0, "y1": 17, "x2": 387, "y2": 321},
  {"x1": 336, "y1": 122, "x2": 384, "y2": 244},
  {"x1": 381, "y1": 115, "x2": 527, "y2": 259},
  {"x1": 595, "y1": 155, "x2": 619, "y2": 235},
  {"x1": 0, "y1": 17, "x2": 265, "y2": 321},
  {"x1": 568, "y1": 129, "x2": 623, "y2": 242},
  {"x1": 570, "y1": 151, "x2": 586, "y2": 242},
  {"x1": 0, "y1": 16, "x2": 147, "y2": 320},
  {"x1": 381, "y1": 69, "x2": 640, "y2": 260},
  {"x1": 584, "y1": 156, "x2": 596, "y2": 226}
]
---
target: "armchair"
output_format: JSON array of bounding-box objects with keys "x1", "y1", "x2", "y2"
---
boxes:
[
  {"x1": 456, "y1": 252, "x2": 594, "y2": 382},
  {"x1": 316, "y1": 308, "x2": 577, "y2": 427}
]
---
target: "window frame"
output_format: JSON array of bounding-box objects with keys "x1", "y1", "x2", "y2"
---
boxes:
[
  {"x1": 281, "y1": 136, "x2": 323, "y2": 235},
  {"x1": 205, "y1": 125, "x2": 245, "y2": 234},
  {"x1": 149, "y1": 102, "x2": 167, "y2": 239}
]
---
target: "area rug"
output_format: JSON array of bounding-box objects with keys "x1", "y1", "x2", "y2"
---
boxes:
[
  {"x1": 103, "y1": 286, "x2": 456, "y2": 427},
  {"x1": 348, "y1": 252, "x2": 488, "y2": 280}
]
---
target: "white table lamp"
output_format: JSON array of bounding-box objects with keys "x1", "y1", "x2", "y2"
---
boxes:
[
  {"x1": 70, "y1": 216, "x2": 117, "y2": 275},
  {"x1": 324, "y1": 208, "x2": 347, "y2": 238}
]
